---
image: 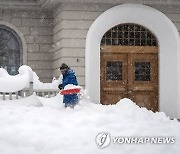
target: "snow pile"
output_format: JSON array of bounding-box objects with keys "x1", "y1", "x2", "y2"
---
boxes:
[
  {"x1": 0, "y1": 65, "x2": 32, "y2": 92},
  {"x1": 33, "y1": 72, "x2": 61, "y2": 90},
  {"x1": 64, "y1": 84, "x2": 82, "y2": 90},
  {"x1": 0, "y1": 97, "x2": 179, "y2": 154},
  {"x1": 0, "y1": 93, "x2": 43, "y2": 107}
]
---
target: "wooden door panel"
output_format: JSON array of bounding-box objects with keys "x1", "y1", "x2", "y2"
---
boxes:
[
  {"x1": 101, "y1": 91, "x2": 127, "y2": 105},
  {"x1": 100, "y1": 52, "x2": 128, "y2": 104},
  {"x1": 128, "y1": 53, "x2": 158, "y2": 91},
  {"x1": 128, "y1": 53, "x2": 158, "y2": 111},
  {"x1": 128, "y1": 91, "x2": 158, "y2": 111},
  {"x1": 101, "y1": 53, "x2": 127, "y2": 88},
  {"x1": 100, "y1": 46, "x2": 158, "y2": 111}
]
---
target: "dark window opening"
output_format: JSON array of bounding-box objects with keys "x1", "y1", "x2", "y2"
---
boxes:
[
  {"x1": 0, "y1": 26, "x2": 22, "y2": 75},
  {"x1": 106, "y1": 61, "x2": 122, "y2": 81},
  {"x1": 135, "y1": 62, "x2": 151, "y2": 81}
]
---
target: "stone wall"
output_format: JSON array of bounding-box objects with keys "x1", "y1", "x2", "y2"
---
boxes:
[
  {"x1": 52, "y1": 3, "x2": 113, "y2": 87},
  {"x1": 52, "y1": 2, "x2": 180, "y2": 87},
  {"x1": 0, "y1": 9, "x2": 53, "y2": 82},
  {"x1": 1, "y1": 1, "x2": 180, "y2": 85}
]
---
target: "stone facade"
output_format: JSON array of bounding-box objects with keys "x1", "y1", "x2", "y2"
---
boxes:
[
  {"x1": 52, "y1": 2, "x2": 180, "y2": 87},
  {"x1": 0, "y1": 9, "x2": 53, "y2": 82},
  {"x1": 0, "y1": 1, "x2": 180, "y2": 87}
]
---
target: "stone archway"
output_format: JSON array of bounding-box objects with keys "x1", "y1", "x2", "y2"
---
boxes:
[{"x1": 85, "y1": 4, "x2": 180, "y2": 118}]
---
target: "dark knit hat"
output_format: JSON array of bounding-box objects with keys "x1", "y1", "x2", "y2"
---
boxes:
[{"x1": 60, "y1": 63, "x2": 69, "y2": 70}]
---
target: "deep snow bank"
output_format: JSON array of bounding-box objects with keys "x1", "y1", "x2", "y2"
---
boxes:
[{"x1": 0, "y1": 96, "x2": 179, "y2": 154}]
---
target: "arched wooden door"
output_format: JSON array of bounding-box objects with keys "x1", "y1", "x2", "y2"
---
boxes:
[{"x1": 100, "y1": 24, "x2": 158, "y2": 112}]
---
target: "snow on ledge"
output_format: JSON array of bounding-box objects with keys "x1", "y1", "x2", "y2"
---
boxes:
[
  {"x1": 0, "y1": 65, "x2": 62, "y2": 92},
  {"x1": 33, "y1": 72, "x2": 61, "y2": 90},
  {"x1": 0, "y1": 65, "x2": 32, "y2": 92}
]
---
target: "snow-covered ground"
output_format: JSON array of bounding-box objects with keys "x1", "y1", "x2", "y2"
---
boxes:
[{"x1": 0, "y1": 93, "x2": 180, "y2": 154}]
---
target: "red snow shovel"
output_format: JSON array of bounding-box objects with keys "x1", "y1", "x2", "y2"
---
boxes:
[{"x1": 60, "y1": 88, "x2": 81, "y2": 95}]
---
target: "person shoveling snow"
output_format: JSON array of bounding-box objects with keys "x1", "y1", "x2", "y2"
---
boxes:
[{"x1": 58, "y1": 63, "x2": 79, "y2": 108}]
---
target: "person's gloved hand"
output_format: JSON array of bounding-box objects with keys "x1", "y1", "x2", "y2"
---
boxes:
[{"x1": 58, "y1": 84, "x2": 63, "y2": 90}]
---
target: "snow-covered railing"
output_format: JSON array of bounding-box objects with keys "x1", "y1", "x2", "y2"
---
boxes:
[
  {"x1": 0, "y1": 65, "x2": 61, "y2": 100},
  {"x1": 0, "y1": 92, "x2": 19, "y2": 100},
  {"x1": 33, "y1": 89, "x2": 59, "y2": 98},
  {"x1": 0, "y1": 65, "x2": 33, "y2": 100},
  {"x1": 32, "y1": 72, "x2": 61, "y2": 98}
]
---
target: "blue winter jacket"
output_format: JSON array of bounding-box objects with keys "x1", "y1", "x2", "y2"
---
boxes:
[{"x1": 62, "y1": 68, "x2": 78, "y2": 104}]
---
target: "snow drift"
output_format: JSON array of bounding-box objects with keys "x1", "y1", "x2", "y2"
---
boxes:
[
  {"x1": 0, "y1": 93, "x2": 43, "y2": 107},
  {"x1": 0, "y1": 65, "x2": 32, "y2": 92},
  {"x1": 0, "y1": 96, "x2": 179, "y2": 154}
]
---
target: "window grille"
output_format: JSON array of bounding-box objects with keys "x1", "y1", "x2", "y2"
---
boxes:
[
  {"x1": 135, "y1": 62, "x2": 151, "y2": 81},
  {"x1": 106, "y1": 61, "x2": 122, "y2": 81},
  {"x1": 101, "y1": 24, "x2": 158, "y2": 46}
]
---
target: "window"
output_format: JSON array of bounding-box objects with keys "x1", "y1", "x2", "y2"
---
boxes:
[
  {"x1": 106, "y1": 61, "x2": 122, "y2": 81},
  {"x1": 0, "y1": 26, "x2": 22, "y2": 75},
  {"x1": 101, "y1": 24, "x2": 158, "y2": 46},
  {"x1": 135, "y1": 62, "x2": 150, "y2": 81}
]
